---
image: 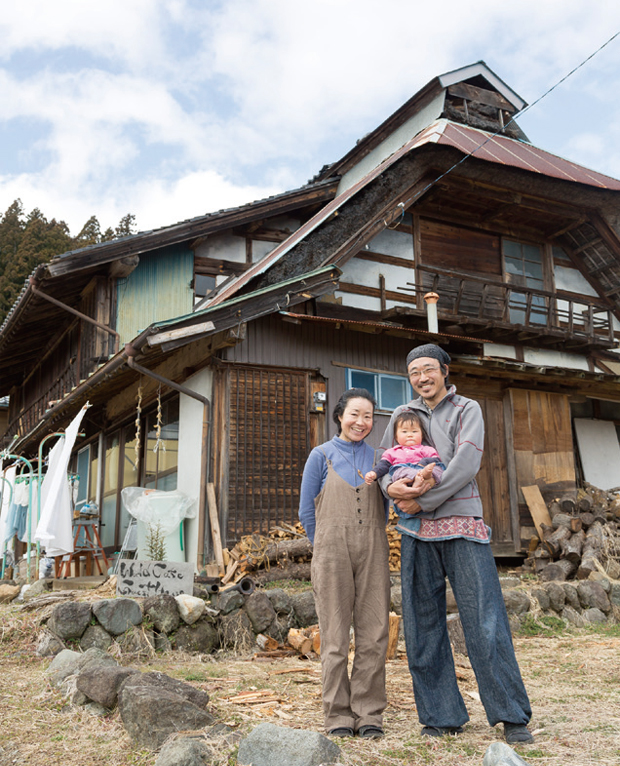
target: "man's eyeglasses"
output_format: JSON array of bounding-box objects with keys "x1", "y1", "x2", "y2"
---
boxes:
[{"x1": 408, "y1": 365, "x2": 441, "y2": 379}]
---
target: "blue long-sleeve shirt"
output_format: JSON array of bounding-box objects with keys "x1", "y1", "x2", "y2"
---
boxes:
[{"x1": 298, "y1": 436, "x2": 389, "y2": 544}]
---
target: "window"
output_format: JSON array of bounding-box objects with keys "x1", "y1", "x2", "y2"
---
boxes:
[
  {"x1": 194, "y1": 274, "x2": 216, "y2": 299},
  {"x1": 346, "y1": 369, "x2": 413, "y2": 411},
  {"x1": 144, "y1": 397, "x2": 179, "y2": 490},
  {"x1": 503, "y1": 239, "x2": 547, "y2": 325}
]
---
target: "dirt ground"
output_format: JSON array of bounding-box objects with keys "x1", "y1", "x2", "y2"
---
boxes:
[{"x1": 1, "y1": 598, "x2": 620, "y2": 766}]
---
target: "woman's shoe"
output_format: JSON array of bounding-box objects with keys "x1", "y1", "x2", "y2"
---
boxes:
[{"x1": 357, "y1": 725, "x2": 385, "y2": 739}]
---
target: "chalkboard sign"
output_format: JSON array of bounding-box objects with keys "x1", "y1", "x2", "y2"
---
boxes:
[{"x1": 116, "y1": 559, "x2": 194, "y2": 597}]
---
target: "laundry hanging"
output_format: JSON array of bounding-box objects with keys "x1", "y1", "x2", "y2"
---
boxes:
[
  {"x1": 0, "y1": 465, "x2": 16, "y2": 548},
  {"x1": 35, "y1": 404, "x2": 88, "y2": 557}
]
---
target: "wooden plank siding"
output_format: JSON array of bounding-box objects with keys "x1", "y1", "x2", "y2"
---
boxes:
[{"x1": 507, "y1": 388, "x2": 576, "y2": 543}]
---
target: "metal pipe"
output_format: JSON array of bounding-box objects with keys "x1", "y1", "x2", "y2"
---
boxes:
[
  {"x1": 424, "y1": 292, "x2": 439, "y2": 334},
  {"x1": 125, "y1": 348, "x2": 213, "y2": 570},
  {"x1": 30, "y1": 279, "x2": 120, "y2": 354}
]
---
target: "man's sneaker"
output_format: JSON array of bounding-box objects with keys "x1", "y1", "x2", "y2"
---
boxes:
[
  {"x1": 421, "y1": 726, "x2": 463, "y2": 737},
  {"x1": 504, "y1": 723, "x2": 534, "y2": 744}
]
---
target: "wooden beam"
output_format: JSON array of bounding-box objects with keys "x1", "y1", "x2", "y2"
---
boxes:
[
  {"x1": 447, "y1": 82, "x2": 515, "y2": 112},
  {"x1": 207, "y1": 482, "x2": 225, "y2": 576}
]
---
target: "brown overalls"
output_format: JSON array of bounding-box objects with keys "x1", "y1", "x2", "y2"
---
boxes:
[{"x1": 311, "y1": 457, "x2": 391, "y2": 732}]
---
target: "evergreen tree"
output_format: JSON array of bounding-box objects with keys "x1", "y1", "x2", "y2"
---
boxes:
[{"x1": 0, "y1": 200, "x2": 137, "y2": 324}]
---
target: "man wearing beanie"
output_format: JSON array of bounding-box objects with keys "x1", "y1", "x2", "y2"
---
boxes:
[{"x1": 380, "y1": 343, "x2": 533, "y2": 745}]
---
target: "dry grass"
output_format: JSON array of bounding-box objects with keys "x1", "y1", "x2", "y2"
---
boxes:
[{"x1": 1, "y1": 602, "x2": 620, "y2": 766}]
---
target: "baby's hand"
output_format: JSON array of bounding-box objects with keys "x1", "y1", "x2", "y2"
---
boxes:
[{"x1": 364, "y1": 471, "x2": 377, "y2": 485}]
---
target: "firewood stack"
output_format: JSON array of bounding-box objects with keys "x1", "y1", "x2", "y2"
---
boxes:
[
  {"x1": 225, "y1": 525, "x2": 314, "y2": 584},
  {"x1": 386, "y1": 509, "x2": 402, "y2": 572},
  {"x1": 523, "y1": 484, "x2": 620, "y2": 581}
]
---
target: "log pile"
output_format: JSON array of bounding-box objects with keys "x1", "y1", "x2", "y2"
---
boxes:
[
  {"x1": 386, "y1": 509, "x2": 402, "y2": 572},
  {"x1": 523, "y1": 484, "x2": 620, "y2": 581}
]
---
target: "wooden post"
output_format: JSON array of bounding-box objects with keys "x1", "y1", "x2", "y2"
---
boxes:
[
  {"x1": 207, "y1": 483, "x2": 225, "y2": 576},
  {"x1": 386, "y1": 612, "x2": 400, "y2": 660}
]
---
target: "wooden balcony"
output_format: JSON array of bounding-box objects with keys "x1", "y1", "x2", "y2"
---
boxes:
[{"x1": 392, "y1": 265, "x2": 616, "y2": 349}]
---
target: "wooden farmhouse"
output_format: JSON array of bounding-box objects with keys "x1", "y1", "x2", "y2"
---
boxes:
[{"x1": 2, "y1": 61, "x2": 620, "y2": 569}]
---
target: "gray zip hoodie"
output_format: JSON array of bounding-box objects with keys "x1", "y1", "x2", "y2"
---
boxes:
[{"x1": 379, "y1": 385, "x2": 485, "y2": 523}]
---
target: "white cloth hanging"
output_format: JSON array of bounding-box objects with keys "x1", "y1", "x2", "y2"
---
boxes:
[
  {"x1": 35, "y1": 404, "x2": 88, "y2": 557},
  {"x1": 0, "y1": 465, "x2": 16, "y2": 550}
]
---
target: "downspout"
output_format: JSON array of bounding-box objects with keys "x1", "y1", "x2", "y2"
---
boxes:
[
  {"x1": 124, "y1": 345, "x2": 212, "y2": 569},
  {"x1": 30, "y1": 279, "x2": 120, "y2": 354}
]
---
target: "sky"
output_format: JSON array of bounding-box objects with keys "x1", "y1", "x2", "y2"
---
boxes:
[{"x1": 2, "y1": 0, "x2": 620, "y2": 236}]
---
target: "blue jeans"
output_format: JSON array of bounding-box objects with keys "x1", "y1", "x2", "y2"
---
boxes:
[{"x1": 400, "y1": 534, "x2": 531, "y2": 728}]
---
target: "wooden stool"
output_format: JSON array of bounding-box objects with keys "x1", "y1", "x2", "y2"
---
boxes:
[{"x1": 56, "y1": 519, "x2": 109, "y2": 578}]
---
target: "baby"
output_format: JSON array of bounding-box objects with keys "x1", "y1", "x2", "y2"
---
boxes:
[{"x1": 365, "y1": 410, "x2": 445, "y2": 493}]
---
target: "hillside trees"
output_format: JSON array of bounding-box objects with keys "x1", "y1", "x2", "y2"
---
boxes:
[{"x1": 0, "y1": 200, "x2": 136, "y2": 323}]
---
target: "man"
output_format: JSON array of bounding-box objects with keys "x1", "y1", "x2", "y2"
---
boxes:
[{"x1": 380, "y1": 343, "x2": 533, "y2": 745}]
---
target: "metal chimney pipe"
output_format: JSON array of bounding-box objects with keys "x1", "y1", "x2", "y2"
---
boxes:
[{"x1": 424, "y1": 292, "x2": 439, "y2": 334}]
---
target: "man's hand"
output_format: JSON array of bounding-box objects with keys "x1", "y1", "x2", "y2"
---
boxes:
[{"x1": 387, "y1": 476, "x2": 433, "y2": 515}]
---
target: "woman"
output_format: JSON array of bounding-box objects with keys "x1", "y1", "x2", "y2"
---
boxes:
[{"x1": 299, "y1": 388, "x2": 390, "y2": 740}]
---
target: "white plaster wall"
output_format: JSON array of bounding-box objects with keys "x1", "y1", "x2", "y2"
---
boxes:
[
  {"x1": 366, "y1": 229, "x2": 414, "y2": 259},
  {"x1": 194, "y1": 233, "x2": 246, "y2": 263},
  {"x1": 483, "y1": 343, "x2": 517, "y2": 360},
  {"x1": 177, "y1": 367, "x2": 212, "y2": 572},
  {"x1": 336, "y1": 291, "x2": 382, "y2": 312},
  {"x1": 341, "y1": 256, "x2": 412, "y2": 290},
  {"x1": 252, "y1": 239, "x2": 278, "y2": 262},
  {"x1": 553, "y1": 265, "x2": 597, "y2": 296},
  {"x1": 338, "y1": 93, "x2": 445, "y2": 193},
  {"x1": 522, "y1": 347, "x2": 590, "y2": 371}
]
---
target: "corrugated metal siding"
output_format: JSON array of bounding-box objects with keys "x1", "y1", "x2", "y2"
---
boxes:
[
  {"x1": 116, "y1": 245, "x2": 194, "y2": 344},
  {"x1": 222, "y1": 314, "x2": 413, "y2": 448}
]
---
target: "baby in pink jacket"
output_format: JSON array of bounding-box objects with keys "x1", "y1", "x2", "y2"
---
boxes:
[{"x1": 365, "y1": 410, "x2": 445, "y2": 488}]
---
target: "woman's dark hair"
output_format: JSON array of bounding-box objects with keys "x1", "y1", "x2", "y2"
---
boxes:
[
  {"x1": 332, "y1": 388, "x2": 377, "y2": 434},
  {"x1": 393, "y1": 410, "x2": 429, "y2": 443}
]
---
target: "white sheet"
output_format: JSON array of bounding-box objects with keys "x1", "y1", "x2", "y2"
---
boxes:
[
  {"x1": 35, "y1": 404, "x2": 88, "y2": 557},
  {"x1": 573, "y1": 418, "x2": 620, "y2": 491}
]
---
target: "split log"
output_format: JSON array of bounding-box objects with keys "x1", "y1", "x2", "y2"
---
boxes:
[
  {"x1": 547, "y1": 500, "x2": 562, "y2": 519},
  {"x1": 579, "y1": 512, "x2": 595, "y2": 530},
  {"x1": 577, "y1": 495, "x2": 593, "y2": 512},
  {"x1": 306, "y1": 625, "x2": 321, "y2": 655},
  {"x1": 252, "y1": 562, "x2": 312, "y2": 585},
  {"x1": 543, "y1": 525, "x2": 571, "y2": 558},
  {"x1": 256, "y1": 634, "x2": 279, "y2": 652},
  {"x1": 561, "y1": 529, "x2": 585, "y2": 564},
  {"x1": 446, "y1": 613, "x2": 467, "y2": 656},
  {"x1": 386, "y1": 612, "x2": 400, "y2": 660},
  {"x1": 242, "y1": 538, "x2": 313, "y2": 571},
  {"x1": 560, "y1": 497, "x2": 577, "y2": 514},
  {"x1": 552, "y1": 513, "x2": 575, "y2": 529},
  {"x1": 532, "y1": 547, "x2": 551, "y2": 574},
  {"x1": 577, "y1": 521, "x2": 605, "y2": 580},
  {"x1": 287, "y1": 628, "x2": 312, "y2": 656},
  {"x1": 540, "y1": 559, "x2": 576, "y2": 582}
]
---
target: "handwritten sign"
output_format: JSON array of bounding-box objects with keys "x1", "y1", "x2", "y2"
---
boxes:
[{"x1": 116, "y1": 559, "x2": 194, "y2": 598}]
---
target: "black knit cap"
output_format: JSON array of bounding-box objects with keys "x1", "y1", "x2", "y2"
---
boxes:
[{"x1": 406, "y1": 343, "x2": 451, "y2": 369}]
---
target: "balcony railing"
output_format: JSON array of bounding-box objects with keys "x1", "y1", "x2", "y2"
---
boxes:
[{"x1": 399, "y1": 265, "x2": 616, "y2": 346}]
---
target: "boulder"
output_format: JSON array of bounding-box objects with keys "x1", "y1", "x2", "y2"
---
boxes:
[
  {"x1": 237, "y1": 723, "x2": 340, "y2": 766},
  {"x1": 154, "y1": 737, "x2": 212, "y2": 766},
  {"x1": 483, "y1": 741, "x2": 531, "y2": 766},
  {"x1": 561, "y1": 583, "x2": 580, "y2": 610},
  {"x1": 215, "y1": 590, "x2": 245, "y2": 615},
  {"x1": 264, "y1": 615, "x2": 293, "y2": 644},
  {"x1": 175, "y1": 594, "x2": 206, "y2": 625},
  {"x1": 0, "y1": 583, "x2": 20, "y2": 603},
  {"x1": 174, "y1": 620, "x2": 219, "y2": 654},
  {"x1": 45, "y1": 649, "x2": 81, "y2": 687},
  {"x1": 292, "y1": 591, "x2": 317, "y2": 627},
  {"x1": 543, "y1": 582, "x2": 566, "y2": 613},
  {"x1": 92, "y1": 598, "x2": 143, "y2": 635},
  {"x1": 610, "y1": 582, "x2": 620, "y2": 608},
  {"x1": 562, "y1": 605, "x2": 585, "y2": 627},
  {"x1": 390, "y1": 584, "x2": 402, "y2": 615},
  {"x1": 502, "y1": 590, "x2": 531, "y2": 616},
  {"x1": 36, "y1": 629, "x2": 65, "y2": 657},
  {"x1": 80, "y1": 624, "x2": 113, "y2": 651},
  {"x1": 582, "y1": 608, "x2": 607, "y2": 624},
  {"x1": 76, "y1": 646, "x2": 119, "y2": 673},
  {"x1": 143, "y1": 594, "x2": 181, "y2": 633},
  {"x1": 264, "y1": 588, "x2": 293, "y2": 615},
  {"x1": 76, "y1": 665, "x2": 140, "y2": 709},
  {"x1": 118, "y1": 672, "x2": 214, "y2": 750},
  {"x1": 244, "y1": 592, "x2": 277, "y2": 634},
  {"x1": 22, "y1": 578, "x2": 53, "y2": 601},
  {"x1": 48, "y1": 601, "x2": 92, "y2": 639},
  {"x1": 531, "y1": 588, "x2": 550, "y2": 611},
  {"x1": 577, "y1": 581, "x2": 611, "y2": 613}
]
